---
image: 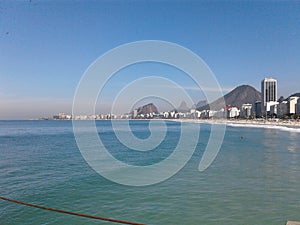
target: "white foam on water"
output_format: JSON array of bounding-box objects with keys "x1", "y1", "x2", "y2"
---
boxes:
[{"x1": 227, "y1": 123, "x2": 300, "y2": 133}]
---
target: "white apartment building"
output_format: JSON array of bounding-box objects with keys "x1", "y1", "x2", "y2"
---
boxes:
[
  {"x1": 241, "y1": 103, "x2": 252, "y2": 118},
  {"x1": 289, "y1": 96, "x2": 300, "y2": 114},
  {"x1": 228, "y1": 107, "x2": 240, "y2": 118}
]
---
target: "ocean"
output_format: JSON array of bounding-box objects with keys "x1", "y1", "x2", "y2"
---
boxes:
[{"x1": 1, "y1": 120, "x2": 300, "y2": 225}]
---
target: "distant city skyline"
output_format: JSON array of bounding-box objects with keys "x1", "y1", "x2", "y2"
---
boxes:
[{"x1": 1, "y1": 1, "x2": 300, "y2": 119}]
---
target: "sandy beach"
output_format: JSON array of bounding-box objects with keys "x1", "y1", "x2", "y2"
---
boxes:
[{"x1": 171, "y1": 118, "x2": 300, "y2": 128}]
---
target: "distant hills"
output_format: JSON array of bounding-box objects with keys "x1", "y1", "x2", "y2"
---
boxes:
[
  {"x1": 173, "y1": 101, "x2": 189, "y2": 113},
  {"x1": 197, "y1": 85, "x2": 261, "y2": 111},
  {"x1": 287, "y1": 93, "x2": 300, "y2": 100},
  {"x1": 278, "y1": 93, "x2": 300, "y2": 103},
  {"x1": 133, "y1": 85, "x2": 268, "y2": 114},
  {"x1": 194, "y1": 100, "x2": 208, "y2": 109},
  {"x1": 134, "y1": 103, "x2": 159, "y2": 116}
]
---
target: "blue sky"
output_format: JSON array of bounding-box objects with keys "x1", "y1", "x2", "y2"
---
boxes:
[{"x1": 0, "y1": 0, "x2": 299, "y2": 119}]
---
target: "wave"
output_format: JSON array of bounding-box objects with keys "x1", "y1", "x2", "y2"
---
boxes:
[{"x1": 226, "y1": 123, "x2": 300, "y2": 133}]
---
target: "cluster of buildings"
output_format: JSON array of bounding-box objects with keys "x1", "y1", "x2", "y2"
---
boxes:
[
  {"x1": 134, "y1": 77, "x2": 299, "y2": 119},
  {"x1": 53, "y1": 112, "x2": 122, "y2": 120},
  {"x1": 193, "y1": 78, "x2": 300, "y2": 119},
  {"x1": 51, "y1": 77, "x2": 300, "y2": 120},
  {"x1": 136, "y1": 77, "x2": 300, "y2": 120},
  {"x1": 221, "y1": 78, "x2": 300, "y2": 119},
  {"x1": 148, "y1": 104, "x2": 253, "y2": 120},
  {"x1": 255, "y1": 78, "x2": 300, "y2": 118}
]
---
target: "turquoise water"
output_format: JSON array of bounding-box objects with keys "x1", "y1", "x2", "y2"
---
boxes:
[{"x1": 1, "y1": 120, "x2": 300, "y2": 225}]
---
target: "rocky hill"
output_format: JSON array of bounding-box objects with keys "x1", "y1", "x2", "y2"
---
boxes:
[
  {"x1": 197, "y1": 85, "x2": 261, "y2": 111},
  {"x1": 287, "y1": 93, "x2": 300, "y2": 100},
  {"x1": 135, "y1": 103, "x2": 159, "y2": 115},
  {"x1": 174, "y1": 101, "x2": 189, "y2": 113},
  {"x1": 194, "y1": 100, "x2": 208, "y2": 109}
]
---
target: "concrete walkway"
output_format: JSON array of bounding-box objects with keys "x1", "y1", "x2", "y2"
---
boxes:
[{"x1": 286, "y1": 221, "x2": 300, "y2": 225}]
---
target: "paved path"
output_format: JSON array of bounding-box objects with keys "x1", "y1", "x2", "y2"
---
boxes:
[{"x1": 286, "y1": 221, "x2": 300, "y2": 225}]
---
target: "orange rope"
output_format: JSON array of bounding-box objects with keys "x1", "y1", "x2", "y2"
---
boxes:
[{"x1": 0, "y1": 196, "x2": 146, "y2": 225}]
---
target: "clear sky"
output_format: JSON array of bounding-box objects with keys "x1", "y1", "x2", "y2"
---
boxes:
[{"x1": 0, "y1": 0, "x2": 299, "y2": 119}]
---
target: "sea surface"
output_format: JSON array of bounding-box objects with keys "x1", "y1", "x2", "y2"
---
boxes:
[{"x1": 1, "y1": 120, "x2": 300, "y2": 225}]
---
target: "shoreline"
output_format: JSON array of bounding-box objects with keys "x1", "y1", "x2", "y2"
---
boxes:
[
  {"x1": 4, "y1": 118, "x2": 300, "y2": 129},
  {"x1": 169, "y1": 118, "x2": 300, "y2": 128}
]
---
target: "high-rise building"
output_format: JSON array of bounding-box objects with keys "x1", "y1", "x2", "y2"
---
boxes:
[
  {"x1": 297, "y1": 99, "x2": 300, "y2": 114},
  {"x1": 255, "y1": 101, "x2": 262, "y2": 117},
  {"x1": 261, "y1": 78, "x2": 277, "y2": 114}
]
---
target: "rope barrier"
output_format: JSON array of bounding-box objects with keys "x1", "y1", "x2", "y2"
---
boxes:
[{"x1": 0, "y1": 196, "x2": 146, "y2": 225}]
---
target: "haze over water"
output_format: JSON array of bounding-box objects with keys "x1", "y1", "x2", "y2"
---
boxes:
[{"x1": 1, "y1": 120, "x2": 300, "y2": 225}]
